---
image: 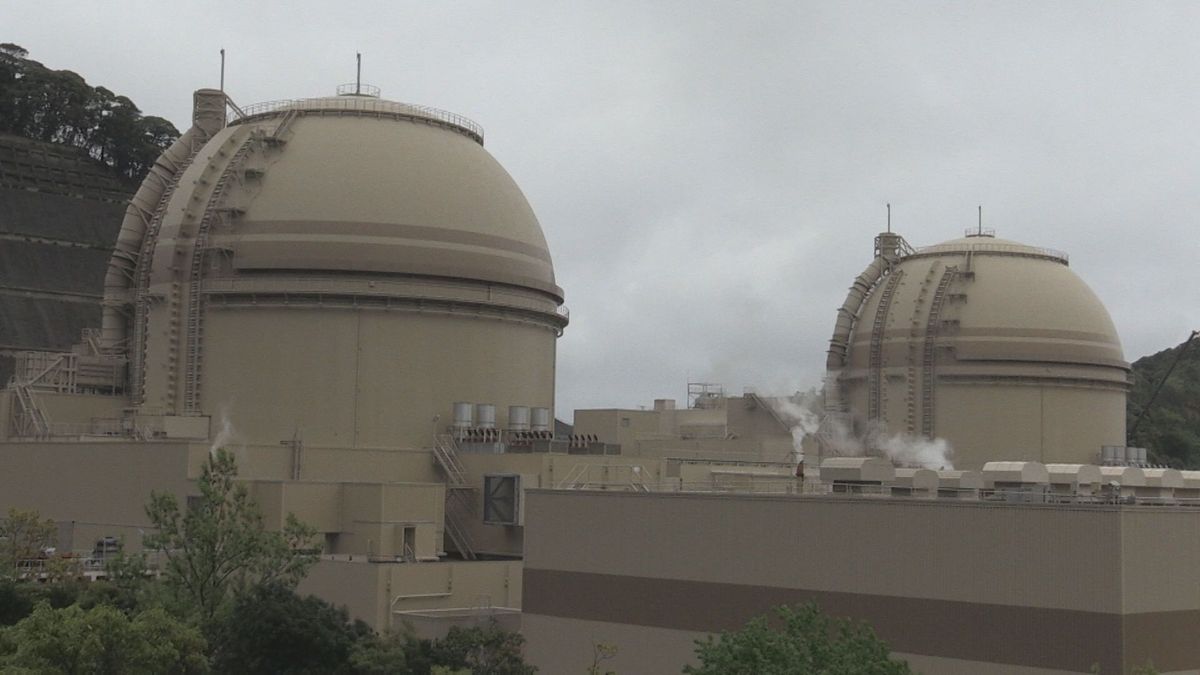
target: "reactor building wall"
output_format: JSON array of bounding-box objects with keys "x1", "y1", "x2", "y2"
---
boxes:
[{"x1": 826, "y1": 230, "x2": 1129, "y2": 469}]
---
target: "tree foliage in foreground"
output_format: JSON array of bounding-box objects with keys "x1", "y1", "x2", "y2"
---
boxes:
[
  {"x1": 427, "y1": 622, "x2": 536, "y2": 675},
  {"x1": 209, "y1": 582, "x2": 372, "y2": 674},
  {"x1": 144, "y1": 448, "x2": 318, "y2": 621},
  {"x1": 684, "y1": 603, "x2": 912, "y2": 675},
  {"x1": 0, "y1": 507, "x2": 55, "y2": 576},
  {"x1": 0, "y1": 601, "x2": 208, "y2": 674}
]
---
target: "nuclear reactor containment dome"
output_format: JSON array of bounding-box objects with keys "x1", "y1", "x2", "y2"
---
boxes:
[
  {"x1": 826, "y1": 230, "x2": 1128, "y2": 470},
  {"x1": 101, "y1": 89, "x2": 567, "y2": 447}
]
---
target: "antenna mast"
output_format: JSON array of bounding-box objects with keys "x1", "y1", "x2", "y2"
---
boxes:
[
  {"x1": 356, "y1": 53, "x2": 362, "y2": 95},
  {"x1": 887, "y1": 203, "x2": 891, "y2": 233},
  {"x1": 978, "y1": 205, "x2": 982, "y2": 236},
  {"x1": 220, "y1": 48, "x2": 225, "y2": 92}
]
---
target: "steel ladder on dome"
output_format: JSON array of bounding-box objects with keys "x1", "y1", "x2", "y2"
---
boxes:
[
  {"x1": 868, "y1": 269, "x2": 904, "y2": 421},
  {"x1": 920, "y1": 266, "x2": 959, "y2": 438},
  {"x1": 182, "y1": 135, "x2": 255, "y2": 414},
  {"x1": 905, "y1": 265, "x2": 938, "y2": 435},
  {"x1": 433, "y1": 434, "x2": 477, "y2": 560}
]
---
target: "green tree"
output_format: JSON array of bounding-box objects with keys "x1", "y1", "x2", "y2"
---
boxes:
[
  {"x1": 428, "y1": 620, "x2": 536, "y2": 675},
  {"x1": 207, "y1": 582, "x2": 370, "y2": 674},
  {"x1": 684, "y1": 603, "x2": 911, "y2": 675},
  {"x1": 0, "y1": 508, "x2": 56, "y2": 576},
  {"x1": 588, "y1": 641, "x2": 618, "y2": 675},
  {"x1": 1128, "y1": 336, "x2": 1200, "y2": 468},
  {"x1": 350, "y1": 628, "x2": 427, "y2": 674},
  {"x1": 144, "y1": 448, "x2": 317, "y2": 621},
  {"x1": 0, "y1": 601, "x2": 208, "y2": 674},
  {"x1": 0, "y1": 44, "x2": 180, "y2": 182}
]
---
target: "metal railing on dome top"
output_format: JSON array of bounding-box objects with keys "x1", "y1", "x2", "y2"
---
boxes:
[
  {"x1": 910, "y1": 241, "x2": 1069, "y2": 264},
  {"x1": 336, "y1": 83, "x2": 382, "y2": 98},
  {"x1": 229, "y1": 97, "x2": 485, "y2": 144}
]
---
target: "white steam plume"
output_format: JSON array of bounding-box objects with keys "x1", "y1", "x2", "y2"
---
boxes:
[
  {"x1": 759, "y1": 386, "x2": 953, "y2": 470},
  {"x1": 770, "y1": 397, "x2": 821, "y2": 466},
  {"x1": 879, "y1": 433, "x2": 954, "y2": 470},
  {"x1": 208, "y1": 404, "x2": 239, "y2": 460}
]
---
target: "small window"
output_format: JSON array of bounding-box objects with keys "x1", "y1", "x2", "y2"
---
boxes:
[{"x1": 621, "y1": 417, "x2": 631, "y2": 427}]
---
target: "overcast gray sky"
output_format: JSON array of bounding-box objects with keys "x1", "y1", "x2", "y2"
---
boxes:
[{"x1": 7, "y1": 1, "x2": 1200, "y2": 419}]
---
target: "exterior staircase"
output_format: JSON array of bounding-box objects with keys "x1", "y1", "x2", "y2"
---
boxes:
[{"x1": 433, "y1": 434, "x2": 477, "y2": 560}]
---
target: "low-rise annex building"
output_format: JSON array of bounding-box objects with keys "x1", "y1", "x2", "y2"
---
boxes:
[{"x1": 523, "y1": 461, "x2": 1200, "y2": 675}]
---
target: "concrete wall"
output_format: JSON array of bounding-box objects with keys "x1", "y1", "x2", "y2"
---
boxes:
[
  {"x1": 522, "y1": 489, "x2": 1200, "y2": 674},
  {"x1": 0, "y1": 441, "x2": 199, "y2": 551},
  {"x1": 299, "y1": 558, "x2": 523, "y2": 633},
  {"x1": 200, "y1": 307, "x2": 557, "y2": 449}
]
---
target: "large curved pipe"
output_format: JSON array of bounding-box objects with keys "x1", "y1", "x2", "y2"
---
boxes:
[
  {"x1": 826, "y1": 256, "x2": 887, "y2": 371},
  {"x1": 100, "y1": 89, "x2": 227, "y2": 352},
  {"x1": 99, "y1": 127, "x2": 200, "y2": 351}
]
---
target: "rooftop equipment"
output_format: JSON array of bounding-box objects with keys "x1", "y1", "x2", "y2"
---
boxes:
[
  {"x1": 508, "y1": 406, "x2": 531, "y2": 432},
  {"x1": 1179, "y1": 471, "x2": 1200, "y2": 500},
  {"x1": 891, "y1": 468, "x2": 938, "y2": 498},
  {"x1": 936, "y1": 469, "x2": 983, "y2": 499},
  {"x1": 1139, "y1": 468, "x2": 1184, "y2": 502},
  {"x1": 820, "y1": 457, "x2": 894, "y2": 493},
  {"x1": 1098, "y1": 465, "x2": 1146, "y2": 498},
  {"x1": 530, "y1": 407, "x2": 551, "y2": 433},
  {"x1": 982, "y1": 462, "x2": 1049, "y2": 501},
  {"x1": 475, "y1": 404, "x2": 496, "y2": 430},
  {"x1": 1045, "y1": 464, "x2": 1104, "y2": 496},
  {"x1": 452, "y1": 402, "x2": 474, "y2": 432}
]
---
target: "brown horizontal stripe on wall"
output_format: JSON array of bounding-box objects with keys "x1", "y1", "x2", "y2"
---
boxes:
[
  {"x1": 236, "y1": 220, "x2": 553, "y2": 262},
  {"x1": 523, "y1": 568, "x2": 1198, "y2": 673}
]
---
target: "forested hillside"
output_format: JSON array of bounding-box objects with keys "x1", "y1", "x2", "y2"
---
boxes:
[
  {"x1": 1128, "y1": 333, "x2": 1200, "y2": 468},
  {"x1": 0, "y1": 43, "x2": 178, "y2": 182}
]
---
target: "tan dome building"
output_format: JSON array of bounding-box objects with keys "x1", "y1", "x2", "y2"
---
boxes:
[
  {"x1": 101, "y1": 88, "x2": 567, "y2": 447},
  {"x1": 826, "y1": 229, "x2": 1128, "y2": 469}
]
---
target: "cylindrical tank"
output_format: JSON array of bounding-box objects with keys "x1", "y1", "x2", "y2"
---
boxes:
[
  {"x1": 1127, "y1": 447, "x2": 1147, "y2": 466},
  {"x1": 475, "y1": 404, "x2": 496, "y2": 430},
  {"x1": 828, "y1": 231, "x2": 1128, "y2": 470},
  {"x1": 508, "y1": 405, "x2": 531, "y2": 432},
  {"x1": 122, "y1": 91, "x2": 567, "y2": 447},
  {"x1": 1101, "y1": 445, "x2": 1121, "y2": 465},
  {"x1": 531, "y1": 407, "x2": 551, "y2": 432},
  {"x1": 452, "y1": 402, "x2": 474, "y2": 431}
]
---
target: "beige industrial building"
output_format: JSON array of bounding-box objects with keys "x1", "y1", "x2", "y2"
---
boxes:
[{"x1": 523, "y1": 461, "x2": 1200, "y2": 675}]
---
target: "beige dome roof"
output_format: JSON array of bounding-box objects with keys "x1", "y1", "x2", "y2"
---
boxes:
[
  {"x1": 849, "y1": 233, "x2": 1124, "y2": 371},
  {"x1": 221, "y1": 96, "x2": 561, "y2": 300}
]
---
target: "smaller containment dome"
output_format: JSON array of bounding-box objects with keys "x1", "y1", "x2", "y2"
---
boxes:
[{"x1": 827, "y1": 230, "x2": 1129, "y2": 470}]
